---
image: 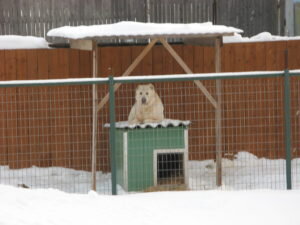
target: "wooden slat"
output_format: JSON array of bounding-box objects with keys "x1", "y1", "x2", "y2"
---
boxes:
[
  {"x1": 288, "y1": 40, "x2": 300, "y2": 69},
  {"x1": 184, "y1": 45, "x2": 203, "y2": 162},
  {"x1": 287, "y1": 40, "x2": 300, "y2": 159},
  {"x1": 222, "y1": 44, "x2": 234, "y2": 156},
  {"x1": 192, "y1": 45, "x2": 205, "y2": 160},
  {"x1": 26, "y1": 50, "x2": 40, "y2": 167},
  {"x1": 275, "y1": 41, "x2": 287, "y2": 159},
  {"x1": 91, "y1": 41, "x2": 98, "y2": 191},
  {"x1": 37, "y1": 49, "x2": 51, "y2": 167},
  {"x1": 110, "y1": 46, "x2": 123, "y2": 120},
  {"x1": 98, "y1": 46, "x2": 110, "y2": 172},
  {"x1": 16, "y1": 50, "x2": 31, "y2": 168},
  {"x1": 68, "y1": 49, "x2": 83, "y2": 170},
  {"x1": 5, "y1": 50, "x2": 18, "y2": 169},
  {"x1": 266, "y1": 42, "x2": 279, "y2": 158},
  {"x1": 215, "y1": 38, "x2": 222, "y2": 187},
  {"x1": 171, "y1": 44, "x2": 184, "y2": 120},
  {"x1": 79, "y1": 49, "x2": 92, "y2": 171},
  {"x1": 183, "y1": 45, "x2": 194, "y2": 120},
  {"x1": 255, "y1": 43, "x2": 267, "y2": 158},
  {"x1": 0, "y1": 51, "x2": 7, "y2": 165},
  {"x1": 120, "y1": 46, "x2": 135, "y2": 122},
  {"x1": 161, "y1": 43, "x2": 174, "y2": 117},
  {"x1": 152, "y1": 44, "x2": 164, "y2": 107},
  {"x1": 244, "y1": 42, "x2": 257, "y2": 156},
  {"x1": 233, "y1": 43, "x2": 246, "y2": 156},
  {"x1": 202, "y1": 46, "x2": 216, "y2": 160},
  {"x1": 48, "y1": 49, "x2": 72, "y2": 168},
  {"x1": 221, "y1": 44, "x2": 230, "y2": 158}
]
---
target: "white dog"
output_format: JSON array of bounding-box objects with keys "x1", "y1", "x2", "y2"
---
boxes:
[{"x1": 128, "y1": 84, "x2": 164, "y2": 124}]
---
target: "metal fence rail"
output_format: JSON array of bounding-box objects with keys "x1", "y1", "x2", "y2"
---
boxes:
[{"x1": 0, "y1": 70, "x2": 299, "y2": 194}]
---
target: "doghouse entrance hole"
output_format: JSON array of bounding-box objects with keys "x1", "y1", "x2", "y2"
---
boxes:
[{"x1": 157, "y1": 153, "x2": 184, "y2": 185}]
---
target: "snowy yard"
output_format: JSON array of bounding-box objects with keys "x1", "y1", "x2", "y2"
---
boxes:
[
  {"x1": 0, "y1": 184, "x2": 299, "y2": 225},
  {"x1": 1, "y1": 152, "x2": 299, "y2": 194}
]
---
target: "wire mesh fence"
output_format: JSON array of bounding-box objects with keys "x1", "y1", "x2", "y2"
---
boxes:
[
  {"x1": 0, "y1": 82, "x2": 111, "y2": 193},
  {"x1": 291, "y1": 76, "x2": 300, "y2": 189},
  {"x1": 0, "y1": 71, "x2": 299, "y2": 194}
]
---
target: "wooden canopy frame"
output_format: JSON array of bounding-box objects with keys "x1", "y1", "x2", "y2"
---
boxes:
[
  {"x1": 49, "y1": 21, "x2": 241, "y2": 190},
  {"x1": 78, "y1": 36, "x2": 223, "y2": 190},
  {"x1": 48, "y1": 21, "x2": 243, "y2": 191}
]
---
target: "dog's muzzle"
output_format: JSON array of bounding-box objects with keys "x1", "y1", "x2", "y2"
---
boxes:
[{"x1": 141, "y1": 97, "x2": 147, "y2": 104}]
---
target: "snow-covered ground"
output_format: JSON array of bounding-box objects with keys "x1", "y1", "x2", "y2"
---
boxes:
[
  {"x1": 1, "y1": 152, "x2": 299, "y2": 194},
  {"x1": 0, "y1": 184, "x2": 299, "y2": 225}
]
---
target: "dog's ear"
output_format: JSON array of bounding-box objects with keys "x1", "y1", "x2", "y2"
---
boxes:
[
  {"x1": 136, "y1": 85, "x2": 141, "y2": 91},
  {"x1": 149, "y1": 83, "x2": 154, "y2": 90}
]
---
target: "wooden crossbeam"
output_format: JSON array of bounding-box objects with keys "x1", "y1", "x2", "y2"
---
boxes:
[{"x1": 97, "y1": 38, "x2": 159, "y2": 112}]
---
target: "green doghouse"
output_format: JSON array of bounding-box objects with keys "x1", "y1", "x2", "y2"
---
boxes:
[{"x1": 112, "y1": 119, "x2": 190, "y2": 192}]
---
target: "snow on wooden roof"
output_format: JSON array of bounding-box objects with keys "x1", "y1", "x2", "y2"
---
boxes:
[
  {"x1": 47, "y1": 21, "x2": 243, "y2": 40},
  {"x1": 0, "y1": 35, "x2": 49, "y2": 49}
]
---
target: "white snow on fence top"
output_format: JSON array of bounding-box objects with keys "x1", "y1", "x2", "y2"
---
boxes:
[
  {"x1": 47, "y1": 21, "x2": 243, "y2": 40},
  {"x1": 105, "y1": 119, "x2": 190, "y2": 129},
  {"x1": 0, "y1": 35, "x2": 49, "y2": 49},
  {"x1": 224, "y1": 32, "x2": 300, "y2": 43}
]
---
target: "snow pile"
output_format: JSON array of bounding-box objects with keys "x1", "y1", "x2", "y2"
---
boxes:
[
  {"x1": 189, "y1": 152, "x2": 300, "y2": 190},
  {"x1": 0, "y1": 35, "x2": 49, "y2": 49},
  {"x1": 224, "y1": 31, "x2": 300, "y2": 43},
  {"x1": 0, "y1": 185, "x2": 299, "y2": 225},
  {"x1": 47, "y1": 21, "x2": 243, "y2": 39},
  {"x1": 0, "y1": 166, "x2": 112, "y2": 194}
]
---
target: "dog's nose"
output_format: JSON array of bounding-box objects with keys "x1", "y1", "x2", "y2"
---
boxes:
[{"x1": 141, "y1": 97, "x2": 146, "y2": 104}]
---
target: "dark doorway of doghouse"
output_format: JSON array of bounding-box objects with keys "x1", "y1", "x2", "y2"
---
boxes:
[{"x1": 157, "y1": 152, "x2": 185, "y2": 185}]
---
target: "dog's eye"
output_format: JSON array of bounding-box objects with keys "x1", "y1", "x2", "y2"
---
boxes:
[
  {"x1": 140, "y1": 92, "x2": 142, "y2": 95},
  {"x1": 146, "y1": 92, "x2": 149, "y2": 95}
]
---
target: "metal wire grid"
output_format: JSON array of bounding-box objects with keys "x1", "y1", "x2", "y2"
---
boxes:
[
  {"x1": 0, "y1": 84, "x2": 111, "y2": 194},
  {"x1": 0, "y1": 76, "x2": 298, "y2": 194},
  {"x1": 113, "y1": 78, "x2": 290, "y2": 192}
]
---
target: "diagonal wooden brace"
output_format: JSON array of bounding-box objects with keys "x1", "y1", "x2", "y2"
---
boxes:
[
  {"x1": 97, "y1": 38, "x2": 159, "y2": 112},
  {"x1": 159, "y1": 38, "x2": 218, "y2": 109}
]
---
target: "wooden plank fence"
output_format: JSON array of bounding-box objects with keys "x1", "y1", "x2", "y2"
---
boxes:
[
  {"x1": 0, "y1": 40, "x2": 299, "y2": 171},
  {"x1": 0, "y1": 0, "x2": 283, "y2": 39}
]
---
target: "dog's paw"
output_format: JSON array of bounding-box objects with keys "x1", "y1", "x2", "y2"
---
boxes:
[{"x1": 128, "y1": 119, "x2": 139, "y2": 125}]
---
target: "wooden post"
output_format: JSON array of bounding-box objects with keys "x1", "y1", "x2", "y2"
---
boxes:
[
  {"x1": 215, "y1": 37, "x2": 222, "y2": 187},
  {"x1": 91, "y1": 40, "x2": 98, "y2": 191}
]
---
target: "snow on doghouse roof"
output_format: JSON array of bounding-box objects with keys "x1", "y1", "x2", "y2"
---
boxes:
[
  {"x1": 105, "y1": 119, "x2": 191, "y2": 129},
  {"x1": 47, "y1": 21, "x2": 243, "y2": 40}
]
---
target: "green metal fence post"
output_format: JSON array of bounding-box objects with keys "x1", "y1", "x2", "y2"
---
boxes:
[
  {"x1": 109, "y1": 76, "x2": 117, "y2": 195},
  {"x1": 284, "y1": 69, "x2": 292, "y2": 190}
]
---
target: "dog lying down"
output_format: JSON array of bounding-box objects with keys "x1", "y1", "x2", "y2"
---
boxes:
[{"x1": 128, "y1": 84, "x2": 164, "y2": 125}]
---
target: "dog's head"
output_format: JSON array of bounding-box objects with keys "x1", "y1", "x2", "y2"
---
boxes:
[{"x1": 135, "y1": 84, "x2": 156, "y2": 105}]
